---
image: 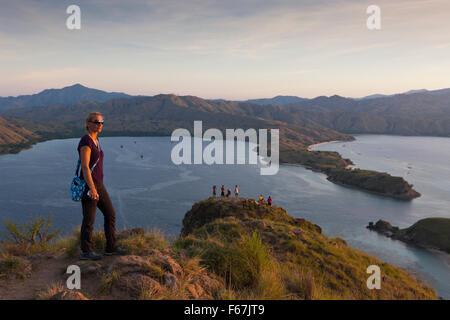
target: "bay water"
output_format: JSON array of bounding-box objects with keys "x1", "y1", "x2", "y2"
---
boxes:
[{"x1": 0, "y1": 135, "x2": 448, "y2": 298}]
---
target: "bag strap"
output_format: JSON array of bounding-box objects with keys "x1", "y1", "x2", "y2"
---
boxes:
[
  {"x1": 75, "y1": 139, "x2": 102, "y2": 177},
  {"x1": 76, "y1": 156, "x2": 100, "y2": 177}
]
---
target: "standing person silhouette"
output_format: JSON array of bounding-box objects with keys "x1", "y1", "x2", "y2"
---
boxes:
[
  {"x1": 221, "y1": 185, "x2": 225, "y2": 197},
  {"x1": 78, "y1": 112, "x2": 127, "y2": 260},
  {"x1": 234, "y1": 185, "x2": 240, "y2": 198},
  {"x1": 212, "y1": 185, "x2": 217, "y2": 197}
]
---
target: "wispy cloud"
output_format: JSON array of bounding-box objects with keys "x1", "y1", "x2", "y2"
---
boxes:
[{"x1": 1, "y1": 0, "x2": 450, "y2": 98}]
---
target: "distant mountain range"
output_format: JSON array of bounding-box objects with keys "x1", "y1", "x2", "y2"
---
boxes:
[
  {"x1": 210, "y1": 95, "x2": 308, "y2": 105},
  {"x1": 3, "y1": 83, "x2": 450, "y2": 154},
  {"x1": 353, "y1": 89, "x2": 430, "y2": 100},
  {"x1": 2, "y1": 83, "x2": 449, "y2": 111},
  {"x1": 245, "y1": 95, "x2": 309, "y2": 105},
  {"x1": 211, "y1": 88, "x2": 450, "y2": 105},
  {"x1": 0, "y1": 84, "x2": 131, "y2": 113},
  {"x1": 1, "y1": 94, "x2": 352, "y2": 152},
  {"x1": 274, "y1": 90, "x2": 450, "y2": 135}
]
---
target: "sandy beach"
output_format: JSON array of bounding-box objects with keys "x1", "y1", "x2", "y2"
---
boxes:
[{"x1": 307, "y1": 140, "x2": 341, "y2": 151}]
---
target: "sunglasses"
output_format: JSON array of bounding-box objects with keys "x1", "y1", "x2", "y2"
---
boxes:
[{"x1": 89, "y1": 120, "x2": 104, "y2": 125}]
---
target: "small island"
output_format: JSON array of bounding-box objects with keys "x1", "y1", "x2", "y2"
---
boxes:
[
  {"x1": 325, "y1": 168, "x2": 420, "y2": 200},
  {"x1": 280, "y1": 148, "x2": 421, "y2": 201},
  {"x1": 367, "y1": 218, "x2": 450, "y2": 253}
]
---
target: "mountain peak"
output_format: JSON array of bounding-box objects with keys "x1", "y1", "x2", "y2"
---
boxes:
[
  {"x1": 0, "y1": 84, "x2": 131, "y2": 112},
  {"x1": 68, "y1": 83, "x2": 87, "y2": 89},
  {"x1": 329, "y1": 94, "x2": 345, "y2": 99}
]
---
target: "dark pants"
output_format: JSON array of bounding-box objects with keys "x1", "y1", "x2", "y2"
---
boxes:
[{"x1": 81, "y1": 183, "x2": 117, "y2": 253}]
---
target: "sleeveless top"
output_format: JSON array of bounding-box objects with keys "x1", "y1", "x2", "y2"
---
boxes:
[{"x1": 77, "y1": 135, "x2": 104, "y2": 185}]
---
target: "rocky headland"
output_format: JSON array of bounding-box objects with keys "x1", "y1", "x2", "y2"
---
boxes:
[{"x1": 367, "y1": 218, "x2": 450, "y2": 254}]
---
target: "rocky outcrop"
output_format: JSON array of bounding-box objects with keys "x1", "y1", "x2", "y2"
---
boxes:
[
  {"x1": 75, "y1": 229, "x2": 220, "y2": 300},
  {"x1": 367, "y1": 220, "x2": 399, "y2": 237},
  {"x1": 367, "y1": 218, "x2": 450, "y2": 254}
]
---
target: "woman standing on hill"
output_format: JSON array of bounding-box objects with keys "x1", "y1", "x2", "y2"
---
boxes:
[{"x1": 78, "y1": 112, "x2": 126, "y2": 260}]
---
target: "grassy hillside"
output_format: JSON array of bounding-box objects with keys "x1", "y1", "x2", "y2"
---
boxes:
[
  {"x1": 0, "y1": 198, "x2": 436, "y2": 300},
  {"x1": 0, "y1": 117, "x2": 42, "y2": 154},
  {"x1": 0, "y1": 116, "x2": 74, "y2": 155},
  {"x1": 176, "y1": 197, "x2": 436, "y2": 299}
]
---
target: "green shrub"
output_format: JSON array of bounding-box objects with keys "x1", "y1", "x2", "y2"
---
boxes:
[
  {"x1": 0, "y1": 253, "x2": 31, "y2": 279},
  {"x1": 0, "y1": 254, "x2": 20, "y2": 272},
  {"x1": 1, "y1": 215, "x2": 61, "y2": 251}
]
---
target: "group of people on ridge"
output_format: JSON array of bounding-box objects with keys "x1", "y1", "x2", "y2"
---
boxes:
[
  {"x1": 212, "y1": 185, "x2": 240, "y2": 198},
  {"x1": 259, "y1": 194, "x2": 273, "y2": 206},
  {"x1": 211, "y1": 185, "x2": 273, "y2": 206}
]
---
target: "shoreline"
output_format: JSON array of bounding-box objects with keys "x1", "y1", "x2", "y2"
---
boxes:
[
  {"x1": 306, "y1": 138, "x2": 356, "y2": 169},
  {"x1": 303, "y1": 137, "x2": 420, "y2": 200},
  {"x1": 307, "y1": 140, "x2": 341, "y2": 151}
]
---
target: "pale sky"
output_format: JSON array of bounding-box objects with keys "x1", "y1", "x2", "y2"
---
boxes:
[{"x1": 1, "y1": 0, "x2": 450, "y2": 99}]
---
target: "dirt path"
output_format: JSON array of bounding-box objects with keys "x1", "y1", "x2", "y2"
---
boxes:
[{"x1": 0, "y1": 255, "x2": 70, "y2": 300}]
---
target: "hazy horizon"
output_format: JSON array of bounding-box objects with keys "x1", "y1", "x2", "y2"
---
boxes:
[
  {"x1": 1, "y1": 0, "x2": 450, "y2": 100},
  {"x1": 0, "y1": 82, "x2": 446, "y2": 101}
]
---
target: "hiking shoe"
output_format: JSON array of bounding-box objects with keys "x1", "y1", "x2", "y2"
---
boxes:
[
  {"x1": 104, "y1": 247, "x2": 128, "y2": 256},
  {"x1": 80, "y1": 252, "x2": 102, "y2": 260}
]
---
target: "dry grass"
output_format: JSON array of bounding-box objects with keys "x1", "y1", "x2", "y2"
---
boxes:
[
  {"x1": 35, "y1": 281, "x2": 65, "y2": 300},
  {"x1": 99, "y1": 270, "x2": 121, "y2": 294},
  {"x1": 119, "y1": 227, "x2": 168, "y2": 255},
  {"x1": 0, "y1": 199, "x2": 439, "y2": 300}
]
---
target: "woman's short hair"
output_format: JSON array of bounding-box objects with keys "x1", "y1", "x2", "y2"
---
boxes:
[{"x1": 86, "y1": 112, "x2": 103, "y2": 131}]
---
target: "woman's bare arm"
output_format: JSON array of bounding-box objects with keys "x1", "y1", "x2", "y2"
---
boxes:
[{"x1": 80, "y1": 146, "x2": 98, "y2": 199}]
